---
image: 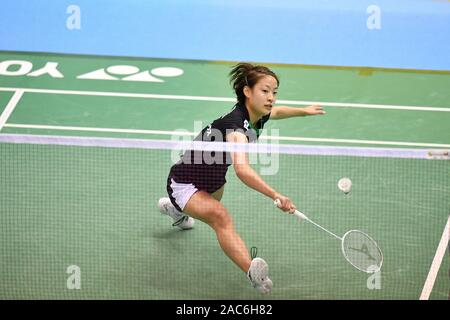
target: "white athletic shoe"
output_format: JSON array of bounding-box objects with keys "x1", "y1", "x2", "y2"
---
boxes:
[
  {"x1": 158, "y1": 197, "x2": 194, "y2": 230},
  {"x1": 247, "y1": 257, "x2": 273, "y2": 294}
]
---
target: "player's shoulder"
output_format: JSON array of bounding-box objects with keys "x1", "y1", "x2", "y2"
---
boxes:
[
  {"x1": 221, "y1": 103, "x2": 244, "y2": 119},
  {"x1": 214, "y1": 103, "x2": 246, "y2": 127}
]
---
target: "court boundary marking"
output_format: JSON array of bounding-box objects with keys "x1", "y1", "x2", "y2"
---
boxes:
[
  {"x1": 1, "y1": 87, "x2": 450, "y2": 149},
  {"x1": 0, "y1": 89, "x2": 23, "y2": 130},
  {"x1": 420, "y1": 214, "x2": 450, "y2": 300},
  {"x1": 0, "y1": 87, "x2": 449, "y2": 112}
]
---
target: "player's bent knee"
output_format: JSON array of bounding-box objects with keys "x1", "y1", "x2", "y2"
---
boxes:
[{"x1": 209, "y1": 206, "x2": 232, "y2": 230}]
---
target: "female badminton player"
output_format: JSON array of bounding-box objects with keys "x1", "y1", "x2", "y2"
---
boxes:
[{"x1": 158, "y1": 63, "x2": 325, "y2": 294}]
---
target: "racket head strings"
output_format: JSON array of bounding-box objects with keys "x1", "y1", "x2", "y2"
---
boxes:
[{"x1": 341, "y1": 230, "x2": 383, "y2": 273}]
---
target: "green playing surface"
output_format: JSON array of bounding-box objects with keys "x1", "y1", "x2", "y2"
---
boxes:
[{"x1": 0, "y1": 51, "x2": 449, "y2": 299}]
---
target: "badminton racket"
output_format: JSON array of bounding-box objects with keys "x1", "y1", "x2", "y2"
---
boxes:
[{"x1": 274, "y1": 199, "x2": 383, "y2": 273}]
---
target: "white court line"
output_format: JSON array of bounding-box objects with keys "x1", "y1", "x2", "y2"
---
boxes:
[
  {"x1": 4, "y1": 124, "x2": 196, "y2": 137},
  {"x1": 420, "y1": 215, "x2": 450, "y2": 300},
  {"x1": 4, "y1": 123, "x2": 450, "y2": 148},
  {"x1": 0, "y1": 89, "x2": 24, "y2": 131},
  {"x1": 0, "y1": 87, "x2": 449, "y2": 112}
]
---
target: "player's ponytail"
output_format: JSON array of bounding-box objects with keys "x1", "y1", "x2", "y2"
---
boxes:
[{"x1": 229, "y1": 63, "x2": 279, "y2": 104}]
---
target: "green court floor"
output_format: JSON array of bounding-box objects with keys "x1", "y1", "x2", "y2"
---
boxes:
[{"x1": 0, "y1": 51, "x2": 449, "y2": 299}]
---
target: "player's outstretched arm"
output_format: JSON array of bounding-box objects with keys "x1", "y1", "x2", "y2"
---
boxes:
[{"x1": 270, "y1": 104, "x2": 325, "y2": 120}]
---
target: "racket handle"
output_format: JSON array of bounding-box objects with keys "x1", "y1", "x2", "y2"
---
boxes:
[
  {"x1": 274, "y1": 199, "x2": 308, "y2": 220},
  {"x1": 293, "y1": 210, "x2": 308, "y2": 221}
]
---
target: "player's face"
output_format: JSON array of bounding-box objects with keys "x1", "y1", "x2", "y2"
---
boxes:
[{"x1": 245, "y1": 75, "x2": 278, "y2": 117}]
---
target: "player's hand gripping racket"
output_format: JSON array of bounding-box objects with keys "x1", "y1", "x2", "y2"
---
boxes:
[{"x1": 274, "y1": 199, "x2": 383, "y2": 273}]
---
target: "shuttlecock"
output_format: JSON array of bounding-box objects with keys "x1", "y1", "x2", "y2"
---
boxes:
[{"x1": 338, "y1": 177, "x2": 352, "y2": 194}]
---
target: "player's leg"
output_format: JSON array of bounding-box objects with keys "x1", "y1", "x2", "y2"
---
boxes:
[
  {"x1": 183, "y1": 190, "x2": 251, "y2": 273},
  {"x1": 159, "y1": 184, "x2": 224, "y2": 229},
  {"x1": 160, "y1": 181, "x2": 272, "y2": 293},
  {"x1": 183, "y1": 190, "x2": 273, "y2": 293}
]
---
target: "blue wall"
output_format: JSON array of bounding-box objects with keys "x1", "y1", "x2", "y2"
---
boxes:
[{"x1": 1, "y1": 0, "x2": 449, "y2": 70}]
